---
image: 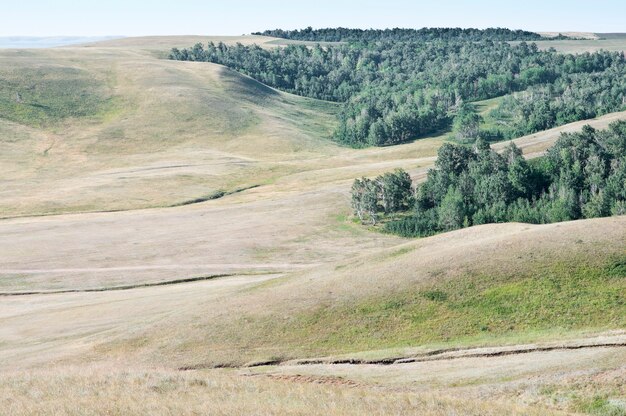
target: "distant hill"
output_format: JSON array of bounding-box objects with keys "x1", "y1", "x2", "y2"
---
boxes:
[
  {"x1": 538, "y1": 31, "x2": 599, "y2": 39},
  {"x1": 596, "y1": 32, "x2": 626, "y2": 39},
  {"x1": 0, "y1": 36, "x2": 123, "y2": 48}
]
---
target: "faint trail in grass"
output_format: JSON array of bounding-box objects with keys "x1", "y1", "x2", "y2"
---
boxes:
[
  {"x1": 178, "y1": 335, "x2": 626, "y2": 370},
  {"x1": 0, "y1": 271, "x2": 285, "y2": 296},
  {"x1": 0, "y1": 184, "x2": 261, "y2": 220}
]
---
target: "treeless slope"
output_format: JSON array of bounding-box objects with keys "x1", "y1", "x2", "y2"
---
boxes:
[
  {"x1": 1, "y1": 216, "x2": 623, "y2": 415},
  {"x1": 0, "y1": 186, "x2": 401, "y2": 292},
  {"x1": 0, "y1": 46, "x2": 339, "y2": 218},
  {"x1": 538, "y1": 32, "x2": 600, "y2": 40},
  {"x1": 79, "y1": 35, "x2": 284, "y2": 50},
  {"x1": 112, "y1": 216, "x2": 623, "y2": 369},
  {"x1": 1, "y1": 216, "x2": 623, "y2": 371},
  {"x1": 512, "y1": 37, "x2": 626, "y2": 54}
]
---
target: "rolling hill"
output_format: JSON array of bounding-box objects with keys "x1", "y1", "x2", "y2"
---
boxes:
[{"x1": 0, "y1": 35, "x2": 625, "y2": 415}]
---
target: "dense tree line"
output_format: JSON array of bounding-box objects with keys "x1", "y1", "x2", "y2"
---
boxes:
[
  {"x1": 171, "y1": 38, "x2": 626, "y2": 147},
  {"x1": 359, "y1": 122, "x2": 626, "y2": 237},
  {"x1": 252, "y1": 27, "x2": 544, "y2": 42}
]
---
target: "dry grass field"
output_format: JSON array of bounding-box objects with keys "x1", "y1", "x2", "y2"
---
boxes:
[
  {"x1": 513, "y1": 33, "x2": 626, "y2": 54},
  {"x1": 538, "y1": 32, "x2": 600, "y2": 40},
  {"x1": 1, "y1": 36, "x2": 625, "y2": 415},
  {"x1": 3, "y1": 364, "x2": 570, "y2": 416},
  {"x1": 80, "y1": 35, "x2": 335, "y2": 51}
]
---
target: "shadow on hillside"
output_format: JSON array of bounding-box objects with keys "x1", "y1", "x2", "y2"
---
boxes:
[{"x1": 218, "y1": 67, "x2": 280, "y2": 102}]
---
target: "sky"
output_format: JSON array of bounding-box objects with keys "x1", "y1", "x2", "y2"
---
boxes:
[{"x1": 1, "y1": 0, "x2": 625, "y2": 37}]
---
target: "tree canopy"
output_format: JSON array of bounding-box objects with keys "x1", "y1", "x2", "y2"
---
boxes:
[
  {"x1": 170, "y1": 28, "x2": 626, "y2": 148},
  {"x1": 252, "y1": 27, "x2": 544, "y2": 42},
  {"x1": 351, "y1": 169, "x2": 413, "y2": 225},
  {"x1": 351, "y1": 121, "x2": 626, "y2": 237}
]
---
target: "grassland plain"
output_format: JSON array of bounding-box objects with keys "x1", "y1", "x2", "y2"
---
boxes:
[
  {"x1": 1, "y1": 36, "x2": 625, "y2": 415},
  {"x1": 511, "y1": 33, "x2": 626, "y2": 53}
]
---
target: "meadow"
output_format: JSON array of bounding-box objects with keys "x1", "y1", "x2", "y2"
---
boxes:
[{"x1": 0, "y1": 35, "x2": 624, "y2": 415}]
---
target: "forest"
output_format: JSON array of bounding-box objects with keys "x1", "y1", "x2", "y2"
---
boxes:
[
  {"x1": 171, "y1": 30, "x2": 626, "y2": 147},
  {"x1": 352, "y1": 122, "x2": 626, "y2": 237},
  {"x1": 252, "y1": 27, "x2": 544, "y2": 42}
]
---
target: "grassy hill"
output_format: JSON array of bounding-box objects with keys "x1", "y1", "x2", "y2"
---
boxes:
[
  {"x1": 3, "y1": 35, "x2": 626, "y2": 218},
  {"x1": 0, "y1": 44, "x2": 340, "y2": 217},
  {"x1": 1, "y1": 36, "x2": 625, "y2": 415},
  {"x1": 2, "y1": 217, "x2": 623, "y2": 415},
  {"x1": 82, "y1": 217, "x2": 623, "y2": 369}
]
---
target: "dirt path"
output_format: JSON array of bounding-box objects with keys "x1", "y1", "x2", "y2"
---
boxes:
[
  {"x1": 0, "y1": 271, "x2": 291, "y2": 296},
  {"x1": 276, "y1": 333, "x2": 626, "y2": 367},
  {"x1": 244, "y1": 334, "x2": 626, "y2": 393},
  {"x1": 1, "y1": 263, "x2": 311, "y2": 275}
]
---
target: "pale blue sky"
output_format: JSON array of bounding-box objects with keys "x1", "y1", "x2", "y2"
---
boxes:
[{"x1": 2, "y1": 0, "x2": 625, "y2": 36}]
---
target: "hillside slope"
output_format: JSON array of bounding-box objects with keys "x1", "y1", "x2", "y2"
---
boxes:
[
  {"x1": 1, "y1": 216, "x2": 623, "y2": 371},
  {"x1": 1, "y1": 36, "x2": 625, "y2": 415},
  {"x1": 0, "y1": 45, "x2": 339, "y2": 217}
]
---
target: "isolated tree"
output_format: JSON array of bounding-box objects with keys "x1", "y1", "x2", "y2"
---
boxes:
[{"x1": 351, "y1": 178, "x2": 367, "y2": 222}]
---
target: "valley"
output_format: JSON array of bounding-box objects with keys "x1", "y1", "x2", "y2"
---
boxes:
[{"x1": 0, "y1": 34, "x2": 625, "y2": 415}]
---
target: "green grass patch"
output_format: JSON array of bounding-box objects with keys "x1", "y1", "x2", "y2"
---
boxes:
[
  {"x1": 606, "y1": 257, "x2": 626, "y2": 277},
  {"x1": 282, "y1": 254, "x2": 626, "y2": 353},
  {"x1": 388, "y1": 246, "x2": 415, "y2": 258},
  {"x1": 575, "y1": 396, "x2": 626, "y2": 416},
  {"x1": 0, "y1": 66, "x2": 117, "y2": 127},
  {"x1": 474, "y1": 95, "x2": 505, "y2": 118},
  {"x1": 539, "y1": 378, "x2": 626, "y2": 415}
]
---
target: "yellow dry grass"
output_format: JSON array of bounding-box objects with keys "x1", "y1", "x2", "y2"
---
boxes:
[
  {"x1": 512, "y1": 36, "x2": 626, "y2": 54},
  {"x1": 79, "y1": 35, "x2": 328, "y2": 51},
  {"x1": 538, "y1": 31, "x2": 600, "y2": 40},
  {"x1": 1, "y1": 36, "x2": 625, "y2": 415},
  {"x1": 0, "y1": 44, "x2": 343, "y2": 218},
  {"x1": 1, "y1": 365, "x2": 560, "y2": 416},
  {"x1": 1, "y1": 216, "x2": 623, "y2": 372}
]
